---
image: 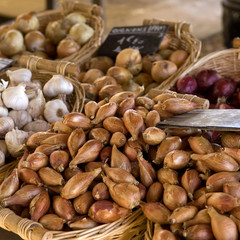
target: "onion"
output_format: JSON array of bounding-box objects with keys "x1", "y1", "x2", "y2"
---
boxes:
[
  {"x1": 45, "y1": 20, "x2": 67, "y2": 45},
  {"x1": 210, "y1": 77, "x2": 237, "y2": 102},
  {"x1": 169, "y1": 50, "x2": 189, "y2": 67},
  {"x1": 24, "y1": 30, "x2": 46, "y2": 52},
  {"x1": 0, "y1": 29, "x2": 24, "y2": 56},
  {"x1": 151, "y1": 60, "x2": 177, "y2": 83},
  {"x1": 44, "y1": 38, "x2": 57, "y2": 59},
  {"x1": 69, "y1": 23, "x2": 94, "y2": 45},
  {"x1": 62, "y1": 11, "x2": 86, "y2": 31},
  {"x1": 195, "y1": 69, "x2": 220, "y2": 91},
  {"x1": 115, "y1": 48, "x2": 142, "y2": 75},
  {"x1": 57, "y1": 38, "x2": 80, "y2": 58},
  {"x1": 176, "y1": 76, "x2": 198, "y2": 94},
  {"x1": 14, "y1": 13, "x2": 39, "y2": 34}
]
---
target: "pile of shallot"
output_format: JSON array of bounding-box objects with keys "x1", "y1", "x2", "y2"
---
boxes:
[{"x1": 0, "y1": 90, "x2": 202, "y2": 233}]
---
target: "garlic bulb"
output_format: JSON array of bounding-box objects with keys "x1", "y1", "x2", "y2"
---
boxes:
[
  {"x1": 20, "y1": 80, "x2": 42, "y2": 99},
  {"x1": 0, "y1": 79, "x2": 8, "y2": 92},
  {"x1": 6, "y1": 68, "x2": 32, "y2": 86},
  {"x1": 27, "y1": 89, "x2": 46, "y2": 119},
  {"x1": 5, "y1": 128, "x2": 30, "y2": 157},
  {"x1": 69, "y1": 22, "x2": 94, "y2": 45},
  {"x1": 44, "y1": 99, "x2": 69, "y2": 123},
  {"x1": 8, "y1": 110, "x2": 32, "y2": 129},
  {"x1": 23, "y1": 119, "x2": 51, "y2": 132},
  {"x1": 0, "y1": 116, "x2": 14, "y2": 137},
  {"x1": 43, "y1": 75, "x2": 73, "y2": 98},
  {"x1": 0, "y1": 94, "x2": 8, "y2": 117},
  {"x1": 2, "y1": 85, "x2": 29, "y2": 110}
]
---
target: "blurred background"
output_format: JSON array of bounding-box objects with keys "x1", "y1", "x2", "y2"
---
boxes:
[{"x1": 0, "y1": 0, "x2": 227, "y2": 56}]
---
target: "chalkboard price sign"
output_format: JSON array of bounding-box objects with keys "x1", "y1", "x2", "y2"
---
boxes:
[{"x1": 97, "y1": 24, "x2": 169, "y2": 58}]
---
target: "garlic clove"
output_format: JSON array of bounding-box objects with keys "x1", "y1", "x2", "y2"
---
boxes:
[
  {"x1": 0, "y1": 79, "x2": 8, "y2": 92},
  {"x1": 43, "y1": 99, "x2": 69, "y2": 123},
  {"x1": 8, "y1": 110, "x2": 32, "y2": 129},
  {"x1": 43, "y1": 75, "x2": 73, "y2": 98},
  {"x1": 6, "y1": 68, "x2": 32, "y2": 86},
  {"x1": 2, "y1": 85, "x2": 29, "y2": 110},
  {"x1": 0, "y1": 116, "x2": 14, "y2": 137},
  {"x1": 27, "y1": 89, "x2": 46, "y2": 119},
  {"x1": 23, "y1": 119, "x2": 51, "y2": 132}
]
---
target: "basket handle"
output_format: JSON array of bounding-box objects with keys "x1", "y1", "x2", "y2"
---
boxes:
[
  {"x1": 0, "y1": 207, "x2": 52, "y2": 240},
  {"x1": 17, "y1": 55, "x2": 81, "y2": 77},
  {"x1": 143, "y1": 19, "x2": 191, "y2": 35}
]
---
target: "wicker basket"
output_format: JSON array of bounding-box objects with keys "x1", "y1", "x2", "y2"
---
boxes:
[
  {"x1": 0, "y1": 206, "x2": 146, "y2": 240},
  {"x1": 144, "y1": 220, "x2": 153, "y2": 240},
  {"x1": 0, "y1": 55, "x2": 85, "y2": 183},
  {"x1": 142, "y1": 19, "x2": 201, "y2": 91},
  {"x1": 3, "y1": 0, "x2": 104, "y2": 66},
  {"x1": 170, "y1": 47, "x2": 240, "y2": 83}
]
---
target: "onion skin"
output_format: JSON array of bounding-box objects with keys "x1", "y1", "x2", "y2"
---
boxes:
[
  {"x1": 157, "y1": 168, "x2": 179, "y2": 185},
  {"x1": 140, "y1": 201, "x2": 171, "y2": 224},
  {"x1": 73, "y1": 191, "x2": 94, "y2": 214},
  {"x1": 19, "y1": 168, "x2": 42, "y2": 186},
  {"x1": 52, "y1": 195, "x2": 76, "y2": 221},
  {"x1": 69, "y1": 139, "x2": 103, "y2": 168},
  {"x1": 183, "y1": 224, "x2": 214, "y2": 240},
  {"x1": 111, "y1": 144, "x2": 131, "y2": 172},
  {"x1": 102, "y1": 175, "x2": 141, "y2": 209},
  {"x1": 208, "y1": 206, "x2": 238, "y2": 240},
  {"x1": 206, "y1": 171, "x2": 240, "y2": 192},
  {"x1": 151, "y1": 60, "x2": 177, "y2": 83},
  {"x1": 21, "y1": 152, "x2": 48, "y2": 171},
  {"x1": 168, "y1": 205, "x2": 198, "y2": 224},
  {"x1": 63, "y1": 112, "x2": 92, "y2": 130},
  {"x1": 195, "y1": 69, "x2": 219, "y2": 91},
  {"x1": 88, "y1": 200, "x2": 130, "y2": 224},
  {"x1": 154, "y1": 136, "x2": 182, "y2": 165},
  {"x1": 39, "y1": 214, "x2": 65, "y2": 231},
  {"x1": 123, "y1": 109, "x2": 145, "y2": 141},
  {"x1": 24, "y1": 30, "x2": 45, "y2": 52},
  {"x1": 57, "y1": 38, "x2": 80, "y2": 58},
  {"x1": 137, "y1": 151, "x2": 156, "y2": 187},
  {"x1": 115, "y1": 48, "x2": 142, "y2": 75},
  {"x1": 163, "y1": 183, "x2": 187, "y2": 211},
  {"x1": 61, "y1": 168, "x2": 101, "y2": 199},
  {"x1": 191, "y1": 152, "x2": 239, "y2": 172},
  {"x1": 188, "y1": 136, "x2": 214, "y2": 154},
  {"x1": 1, "y1": 185, "x2": 44, "y2": 207},
  {"x1": 38, "y1": 167, "x2": 65, "y2": 186},
  {"x1": 153, "y1": 223, "x2": 177, "y2": 240},
  {"x1": 0, "y1": 168, "x2": 19, "y2": 199},
  {"x1": 29, "y1": 190, "x2": 50, "y2": 222},
  {"x1": 68, "y1": 216, "x2": 98, "y2": 230},
  {"x1": 0, "y1": 29, "x2": 24, "y2": 56},
  {"x1": 146, "y1": 182, "x2": 163, "y2": 203},
  {"x1": 67, "y1": 128, "x2": 86, "y2": 158}
]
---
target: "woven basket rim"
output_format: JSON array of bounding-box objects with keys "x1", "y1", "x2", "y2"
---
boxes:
[
  {"x1": 142, "y1": 18, "x2": 201, "y2": 91},
  {"x1": 0, "y1": 205, "x2": 146, "y2": 240}
]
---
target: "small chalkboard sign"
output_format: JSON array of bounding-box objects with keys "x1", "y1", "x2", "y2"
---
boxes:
[
  {"x1": 0, "y1": 58, "x2": 15, "y2": 72},
  {"x1": 97, "y1": 24, "x2": 169, "y2": 58}
]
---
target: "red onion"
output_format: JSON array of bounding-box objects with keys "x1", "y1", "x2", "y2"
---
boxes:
[
  {"x1": 176, "y1": 76, "x2": 198, "y2": 94},
  {"x1": 195, "y1": 69, "x2": 219, "y2": 91}
]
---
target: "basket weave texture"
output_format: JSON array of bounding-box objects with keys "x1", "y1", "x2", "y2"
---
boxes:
[
  {"x1": 142, "y1": 19, "x2": 201, "y2": 91},
  {"x1": 172, "y1": 48, "x2": 240, "y2": 82},
  {"x1": 0, "y1": 206, "x2": 146, "y2": 240}
]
